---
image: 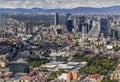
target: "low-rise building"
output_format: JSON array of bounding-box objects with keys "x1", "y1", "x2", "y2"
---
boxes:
[{"x1": 8, "y1": 60, "x2": 29, "y2": 75}]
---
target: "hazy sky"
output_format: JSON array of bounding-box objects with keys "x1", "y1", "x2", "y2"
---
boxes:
[{"x1": 0, "y1": 0, "x2": 120, "y2": 9}]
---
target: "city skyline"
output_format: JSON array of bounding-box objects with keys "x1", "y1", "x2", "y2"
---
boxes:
[{"x1": 0, "y1": 0, "x2": 120, "y2": 9}]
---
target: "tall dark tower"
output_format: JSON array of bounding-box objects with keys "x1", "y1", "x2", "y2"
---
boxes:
[
  {"x1": 26, "y1": 23, "x2": 33, "y2": 35},
  {"x1": 66, "y1": 13, "x2": 73, "y2": 33},
  {"x1": 78, "y1": 16, "x2": 86, "y2": 32},
  {"x1": 78, "y1": 16, "x2": 91, "y2": 35},
  {"x1": 80, "y1": 16, "x2": 85, "y2": 24},
  {"x1": 111, "y1": 29, "x2": 119, "y2": 39},
  {"x1": 15, "y1": 27, "x2": 18, "y2": 36},
  {"x1": 100, "y1": 18, "x2": 109, "y2": 38},
  {"x1": 54, "y1": 13, "x2": 59, "y2": 26}
]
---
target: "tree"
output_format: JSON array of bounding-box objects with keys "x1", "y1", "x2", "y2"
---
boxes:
[
  {"x1": 39, "y1": 67, "x2": 47, "y2": 72},
  {"x1": 57, "y1": 69, "x2": 64, "y2": 75}
]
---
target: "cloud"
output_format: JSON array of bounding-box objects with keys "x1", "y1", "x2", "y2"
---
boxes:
[{"x1": 0, "y1": 0, "x2": 119, "y2": 9}]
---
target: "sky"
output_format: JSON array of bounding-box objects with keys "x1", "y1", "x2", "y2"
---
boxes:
[{"x1": 0, "y1": 0, "x2": 120, "y2": 9}]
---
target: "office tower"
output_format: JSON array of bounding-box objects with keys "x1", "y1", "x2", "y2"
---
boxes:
[
  {"x1": 78, "y1": 16, "x2": 85, "y2": 32},
  {"x1": 80, "y1": 16, "x2": 85, "y2": 24},
  {"x1": 26, "y1": 23, "x2": 29, "y2": 35},
  {"x1": 14, "y1": 27, "x2": 18, "y2": 36},
  {"x1": 87, "y1": 19, "x2": 93, "y2": 32},
  {"x1": 66, "y1": 13, "x2": 71, "y2": 20},
  {"x1": 89, "y1": 19, "x2": 100, "y2": 37},
  {"x1": 66, "y1": 13, "x2": 73, "y2": 33},
  {"x1": 82, "y1": 25, "x2": 88, "y2": 38},
  {"x1": 111, "y1": 29, "x2": 119, "y2": 39},
  {"x1": 78, "y1": 17, "x2": 91, "y2": 35},
  {"x1": 26, "y1": 23, "x2": 33, "y2": 35},
  {"x1": 100, "y1": 18, "x2": 109, "y2": 38},
  {"x1": 54, "y1": 13, "x2": 59, "y2": 26},
  {"x1": 73, "y1": 18, "x2": 77, "y2": 28}
]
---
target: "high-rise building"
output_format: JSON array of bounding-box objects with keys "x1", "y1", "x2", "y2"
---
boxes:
[
  {"x1": 87, "y1": 19, "x2": 93, "y2": 32},
  {"x1": 66, "y1": 13, "x2": 73, "y2": 33},
  {"x1": 73, "y1": 18, "x2": 77, "y2": 28},
  {"x1": 78, "y1": 21, "x2": 91, "y2": 34},
  {"x1": 82, "y1": 25, "x2": 88, "y2": 37},
  {"x1": 78, "y1": 16, "x2": 86, "y2": 32},
  {"x1": 14, "y1": 27, "x2": 18, "y2": 36},
  {"x1": 79, "y1": 16, "x2": 85, "y2": 24},
  {"x1": 66, "y1": 13, "x2": 71, "y2": 20},
  {"x1": 26, "y1": 23, "x2": 33, "y2": 35},
  {"x1": 100, "y1": 18, "x2": 109, "y2": 37},
  {"x1": 111, "y1": 29, "x2": 119, "y2": 39},
  {"x1": 54, "y1": 13, "x2": 59, "y2": 26}
]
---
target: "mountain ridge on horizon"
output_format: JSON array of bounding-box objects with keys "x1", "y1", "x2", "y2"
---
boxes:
[
  {"x1": 0, "y1": 5, "x2": 120, "y2": 15},
  {"x1": 0, "y1": 5, "x2": 120, "y2": 9}
]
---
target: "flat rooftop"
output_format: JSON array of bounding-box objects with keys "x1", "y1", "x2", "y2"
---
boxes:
[
  {"x1": 43, "y1": 64, "x2": 57, "y2": 69},
  {"x1": 42, "y1": 61, "x2": 87, "y2": 71},
  {"x1": 67, "y1": 62, "x2": 80, "y2": 66}
]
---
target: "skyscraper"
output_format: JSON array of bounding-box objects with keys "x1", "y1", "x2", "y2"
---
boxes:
[
  {"x1": 87, "y1": 19, "x2": 93, "y2": 32},
  {"x1": 73, "y1": 18, "x2": 77, "y2": 28},
  {"x1": 100, "y1": 18, "x2": 109, "y2": 37},
  {"x1": 111, "y1": 29, "x2": 119, "y2": 39},
  {"x1": 14, "y1": 27, "x2": 18, "y2": 36},
  {"x1": 66, "y1": 13, "x2": 73, "y2": 33},
  {"x1": 26, "y1": 23, "x2": 33, "y2": 35},
  {"x1": 82, "y1": 25, "x2": 88, "y2": 38},
  {"x1": 78, "y1": 16, "x2": 92, "y2": 35},
  {"x1": 78, "y1": 16, "x2": 85, "y2": 32},
  {"x1": 54, "y1": 13, "x2": 59, "y2": 26}
]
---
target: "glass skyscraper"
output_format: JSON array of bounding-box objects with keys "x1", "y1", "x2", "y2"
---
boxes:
[{"x1": 100, "y1": 18, "x2": 109, "y2": 37}]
